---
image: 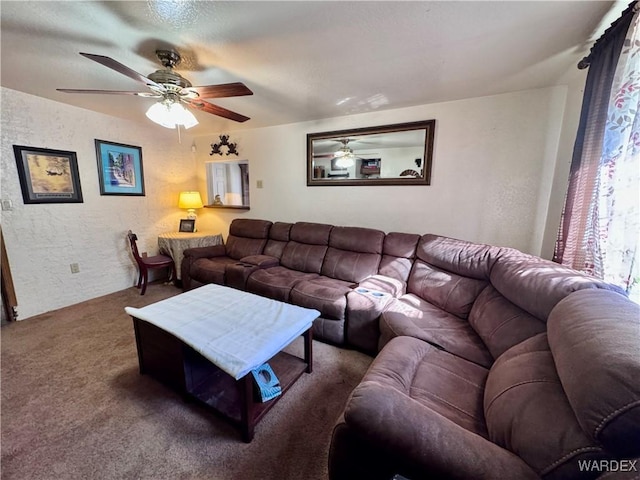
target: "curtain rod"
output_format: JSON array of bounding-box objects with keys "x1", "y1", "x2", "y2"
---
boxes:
[{"x1": 578, "y1": 0, "x2": 638, "y2": 69}]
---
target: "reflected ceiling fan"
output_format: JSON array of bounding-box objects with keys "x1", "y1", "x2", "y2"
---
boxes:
[
  {"x1": 313, "y1": 138, "x2": 378, "y2": 159},
  {"x1": 57, "y1": 50, "x2": 253, "y2": 128}
]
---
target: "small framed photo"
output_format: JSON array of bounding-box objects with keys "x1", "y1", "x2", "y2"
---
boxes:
[
  {"x1": 13, "y1": 145, "x2": 83, "y2": 204},
  {"x1": 95, "y1": 139, "x2": 145, "y2": 196},
  {"x1": 179, "y1": 219, "x2": 196, "y2": 233}
]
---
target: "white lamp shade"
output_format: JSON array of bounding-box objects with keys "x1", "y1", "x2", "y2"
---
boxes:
[{"x1": 178, "y1": 191, "x2": 204, "y2": 209}]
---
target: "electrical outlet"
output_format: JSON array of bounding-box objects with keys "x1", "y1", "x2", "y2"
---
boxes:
[
  {"x1": 141, "y1": 252, "x2": 148, "y2": 258},
  {"x1": 70, "y1": 263, "x2": 80, "y2": 274},
  {"x1": 257, "y1": 180, "x2": 263, "y2": 189},
  {"x1": 1, "y1": 199, "x2": 13, "y2": 211}
]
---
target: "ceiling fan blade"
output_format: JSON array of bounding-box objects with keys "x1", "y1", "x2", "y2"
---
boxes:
[
  {"x1": 184, "y1": 99, "x2": 250, "y2": 123},
  {"x1": 57, "y1": 88, "x2": 161, "y2": 97},
  {"x1": 79, "y1": 52, "x2": 164, "y2": 90},
  {"x1": 185, "y1": 82, "x2": 253, "y2": 99}
]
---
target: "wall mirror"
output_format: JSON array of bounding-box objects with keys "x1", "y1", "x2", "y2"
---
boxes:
[
  {"x1": 205, "y1": 160, "x2": 250, "y2": 210},
  {"x1": 307, "y1": 120, "x2": 435, "y2": 186}
]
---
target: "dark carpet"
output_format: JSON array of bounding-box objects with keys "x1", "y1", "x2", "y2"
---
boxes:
[{"x1": 1, "y1": 283, "x2": 372, "y2": 479}]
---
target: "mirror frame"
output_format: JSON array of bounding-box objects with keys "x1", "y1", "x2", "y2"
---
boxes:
[{"x1": 307, "y1": 119, "x2": 435, "y2": 186}]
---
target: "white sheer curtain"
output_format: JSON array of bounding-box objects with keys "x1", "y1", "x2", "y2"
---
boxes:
[
  {"x1": 555, "y1": 7, "x2": 640, "y2": 303},
  {"x1": 597, "y1": 11, "x2": 640, "y2": 301}
]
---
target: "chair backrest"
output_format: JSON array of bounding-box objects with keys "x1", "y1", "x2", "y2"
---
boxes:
[{"x1": 127, "y1": 230, "x2": 142, "y2": 263}]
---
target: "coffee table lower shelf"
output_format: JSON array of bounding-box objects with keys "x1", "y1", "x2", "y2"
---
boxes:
[{"x1": 132, "y1": 317, "x2": 313, "y2": 442}]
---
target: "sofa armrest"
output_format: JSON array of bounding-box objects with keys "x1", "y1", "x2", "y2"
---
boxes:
[
  {"x1": 183, "y1": 244, "x2": 227, "y2": 260},
  {"x1": 358, "y1": 274, "x2": 406, "y2": 297},
  {"x1": 181, "y1": 245, "x2": 227, "y2": 291},
  {"x1": 342, "y1": 381, "x2": 539, "y2": 480}
]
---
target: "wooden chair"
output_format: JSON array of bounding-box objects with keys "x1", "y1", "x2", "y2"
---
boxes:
[{"x1": 127, "y1": 230, "x2": 174, "y2": 295}]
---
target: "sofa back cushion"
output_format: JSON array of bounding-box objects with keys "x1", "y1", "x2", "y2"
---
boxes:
[
  {"x1": 263, "y1": 222, "x2": 292, "y2": 259},
  {"x1": 321, "y1": 226, "x2": 384, "y2": 283},
  {"x1": 280, "y1": 222, "x2": 332, "y2": 274},
  {"x1": 407, "y1": 260, "x2": 487, "y2": 319},
  {"x1": 378, "y1": 232, "x2": 420, "y2": 283},
  {"x1": 484, "y1": 333, "x2": 610, "y2": 479},
  {"x1": 547, "y1": 289, "x2": 640, "y2": 458},
  {"x1": 225, "y1": 219, "x2": 272, "y2": 260},
  {"x1": 490, "y1": 249, "x2": 620, "y2": 321},
  {"x1": 406, "y1": 235, "x2": 499, "y2": 318},
  {"x1": 469, "y1": 285, "x2": 546, "y2": 360},
  {"x1": 416, "y1": 234, "x2": 501, "y2": 280}
]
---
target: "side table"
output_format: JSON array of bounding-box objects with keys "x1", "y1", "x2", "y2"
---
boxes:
[{"x1": 158, "y1": 232, "x2": 223, "y2": 281}]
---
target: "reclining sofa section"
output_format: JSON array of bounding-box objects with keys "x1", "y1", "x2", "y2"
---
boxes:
[{"x1": 182, "y1": 218, "x2": 639, "y2": 479}]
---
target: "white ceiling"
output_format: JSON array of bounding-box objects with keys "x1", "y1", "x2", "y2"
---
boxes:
[{"x1": 0, "y1": 1, "x2": 623, "y2": 135}]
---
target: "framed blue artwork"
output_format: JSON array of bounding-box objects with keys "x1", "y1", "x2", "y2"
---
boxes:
[{"x1": 95, "y1": 139, "x2": 145, "y2": 196}]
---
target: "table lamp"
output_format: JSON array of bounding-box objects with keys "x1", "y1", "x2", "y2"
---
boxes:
[{"x1": 178, "y1": 191, "x2": 204, "y2": 220}]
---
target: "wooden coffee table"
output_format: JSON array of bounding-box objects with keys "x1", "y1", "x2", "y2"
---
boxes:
[{"x1": 125, "y1": 284, "x2": 319, "y2": 442}]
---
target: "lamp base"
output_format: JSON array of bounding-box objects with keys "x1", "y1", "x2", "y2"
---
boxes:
[{"x1": 186, "y1": 209, "x2": 197, "y2": 220}]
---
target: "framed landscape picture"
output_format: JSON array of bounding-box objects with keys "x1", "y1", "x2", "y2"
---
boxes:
[
  {"x1": 95, "y1": 139, "x2": 145, "y2": 196},
  {"x1": 13, "y1": 145, "x2": 83, "y2": 204}
]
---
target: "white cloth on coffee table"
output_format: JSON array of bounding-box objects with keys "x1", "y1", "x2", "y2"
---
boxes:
[{"x1": 125, "y1": 284, "x2": 319, "y2": 380}]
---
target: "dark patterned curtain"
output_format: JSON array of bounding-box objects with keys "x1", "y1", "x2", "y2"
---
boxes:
[{"x1": 554, "y1": 4, "x2": 639, "y2": 300}]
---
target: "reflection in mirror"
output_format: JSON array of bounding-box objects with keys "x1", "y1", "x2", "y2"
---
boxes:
[
  {"x1": 307, "y1": 120, "x2": 435, "y2": 186},
  {"x1": 205, "y1": 160, "x2": 250, "y2": 209}
]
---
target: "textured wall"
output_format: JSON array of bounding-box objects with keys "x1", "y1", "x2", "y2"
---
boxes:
[
  {"x1": 1, "y1": 85, "x2": 571, "y2": 320},
  {"x1": 1, "y1": 88, "x2": 196, "y2": 320},
  {"x1": 193, "y1": 87, "x2": 567, "y2": 256}
]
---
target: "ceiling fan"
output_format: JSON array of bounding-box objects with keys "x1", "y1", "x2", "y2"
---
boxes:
[{"x1": 57, "y1": 50, "x2": 253, "y2": 127}]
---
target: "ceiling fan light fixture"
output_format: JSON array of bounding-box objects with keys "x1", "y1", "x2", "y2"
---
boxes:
[
  {"x1": 335, "y1": 154, "x2": 355, "y2": 168},
  {"x1": 145, "y1": 100, "x2": 199, "y2": 129}
]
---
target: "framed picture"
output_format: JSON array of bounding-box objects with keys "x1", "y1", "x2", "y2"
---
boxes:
[
  {"x1": 179, "y1": 219, "x2": 196, "y2": 233},
  {"x1": 13, "y1": 145, "x2": 83, "y2": 204},
  {"x1": 95, "y1": 139, "x2": 145, "y2": 196}
]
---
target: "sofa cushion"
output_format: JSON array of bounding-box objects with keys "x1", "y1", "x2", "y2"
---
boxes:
[
  {"x1": 320, "y1": 226, "x2": 384, "y2": 283},
  {"x1": 279, "y1": 222, "x2": 332, "y2": 274},
  {"x1": 416, "y1": 234, "x2": 501, "y2": 280},
  {"x1": 407, "y1": 260, "x2": 488, "y2": 319},
  {"x1": 281, "y1": 242, "x2": 328, "y2": 274},
  {"x1": 225, "y1": 218, "x2": 272, "y2": 260},
  {"x1": 490, "y1": 249, "x2": 619, "y2": 321},
  {"x1": 377, "y1": 232, "x2": 420, "y2": 285},
  {"x1": 379, "y1": 294, "x2": 494, "y2": 368},
  {"x1": 238, "y1": 254, "x2": 279, "y2": 268},
  {"x1": 321, "y1": 247, "x2": 380, "y2": 283},
  {"x1": 547, "y1": 289, "x2": 640, "y2": 458},
  {"x1": 484, "y1": 333, "x2": 610, "y2": 479},
  {"x1": 190, "y1": 257, "x2": 237, "y2": 285},
  {"x1": 469, "y1": 285, "x2": 546, "y2": 360},
  {"x1": 290, "y1": 221, "x2": 332, "y2": 245},
  {"x1": 332, "y1": 337, "x2": 538, "y2": 480},
  {"x1": 363, "y1": 336, "x2": 489, "y2": 436},
  {"x1": 228, "y1": 218, "x2": 272, "y2": 238},
  {"x1": 245, "y1": 266, "x2": 318, "y2": 302},
  {"x1": 329, "y1": 226, "x2": 384, "y2": 253},
  {"x1": 290, "y1": 276, "x2": 354, "y2": 320},
  {"x1": 263, "y1": 222, "x2": 292, "y2": 259},
  {"x1": 223, "y1": 219, "x2": 272, "y2": 260}
]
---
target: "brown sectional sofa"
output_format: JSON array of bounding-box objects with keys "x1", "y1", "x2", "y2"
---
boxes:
[{"x1": 181, "y1": 218, "x2": 640, "y2": 480}]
